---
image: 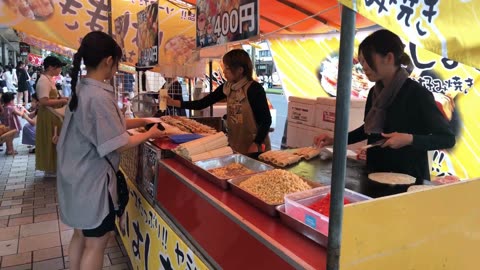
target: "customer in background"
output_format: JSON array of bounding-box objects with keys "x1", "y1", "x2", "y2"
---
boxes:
[
  {"x1": 35, "y1": 56, "x2": 69, "y2": 176},
  {"x1": 2, "y1": 66, "x2": 17, "y2": 92},
  {"x1": 62, "y1": 72, "x2": 72, "y2": 97},
  {"x1": 16, "y1": 61, "x2": 30, "y2": 106},
  {"x1": 166, "y1": 77, "x2": 186, "y2": 116},
  {"x1": 122, "y1": 72, "x2": 135, "y2": 99},
  {"x1": 0, "y1": 65, "x2": 5, "y2": 97},
  {"x1": 57, "y1": 31, "x2": 165, "y2": 270},
  {"x1": 26, "y1": 65, "x2": 35, "y2": 101},
  {"x1": 22, "y1": 93, "x2": 39, "y2": 153},
  {"x1": 0, "y1": 92, "x2": 25, "y2": 155},
  {"x1": 56, "y1": 72, "x2": 64, "y2": 96}
]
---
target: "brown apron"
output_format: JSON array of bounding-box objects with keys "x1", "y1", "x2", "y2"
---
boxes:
[
  {"x1": 36, "y1": 75, "x2": 63, "y2": 172},
  {"x1": 226, "y1": 82, "x2": 271, "y2": 154}
]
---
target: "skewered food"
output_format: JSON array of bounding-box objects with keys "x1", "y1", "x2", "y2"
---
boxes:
[{"x1": 160, "y1": 116, "x2": 216, "y2": 135}]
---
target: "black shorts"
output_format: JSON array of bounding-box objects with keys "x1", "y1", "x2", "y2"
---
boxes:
[{"x1": 82, "y1": 195, "x2": 116, "y2": 238}]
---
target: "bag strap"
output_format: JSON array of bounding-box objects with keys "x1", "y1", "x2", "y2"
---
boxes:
[{"x1": 104, "y1": 156, "x2": 116, "y2": 172}]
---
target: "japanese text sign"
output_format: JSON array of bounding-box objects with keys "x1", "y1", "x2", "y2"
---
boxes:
[
  {"x1": 269, "y1": 30, "x2": 480, "y2": 180},
  {"x1": 339, "y1": 0, "x2": 480, "y2": 70},
  {"x1": 196, "y1": 0, "x2": 259, "y2": 48},
  {"x1": 137, "y1": 2, "x2": 160, "y2": 67},
  {"x1": 118, "y1": 176, "x2": 211, "y2": 270}
]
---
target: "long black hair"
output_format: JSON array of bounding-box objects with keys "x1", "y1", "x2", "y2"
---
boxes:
[
  {"x1": 359, "y1": 29, "x2": 414, "y2": 74},
  {"x1": 70, "y1": 31, "x2": 122, "y2": 111}
]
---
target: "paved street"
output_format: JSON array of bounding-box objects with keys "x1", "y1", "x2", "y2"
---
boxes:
[
  {"x1": 0, "y1": 142, "x2": 132, "y2": 270},
  {"x1": 267, "y1": 93, "x2": 288, "y2": 149}
]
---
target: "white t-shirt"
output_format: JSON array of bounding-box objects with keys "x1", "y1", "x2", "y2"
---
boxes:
[
  {"x1": 63, "y1": 76, "x2": 72, "y2": 88},
  {"x1": 36, "y1": 74, "x2": 55, "y2": 99}
]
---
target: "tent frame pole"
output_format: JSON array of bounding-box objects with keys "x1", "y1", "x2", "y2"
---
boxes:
[
  {"x1": 326, "y1": 5, "x2": 356, "y2": 270},
  {"x1": 209, "y1": 60, "x2": 213, "y2": 117}
]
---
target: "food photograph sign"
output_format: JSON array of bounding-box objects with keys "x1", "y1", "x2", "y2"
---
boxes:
[
  {"x1": 196, "y1": 0, "x2": 259, "y2": 48},
  {"x1": 137, "y1": 1, "x2": 159, "y2": 67}
]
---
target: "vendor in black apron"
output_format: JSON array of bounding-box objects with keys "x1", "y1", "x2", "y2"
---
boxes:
[
  {"x1": 166, "y1": 49, "x2": 271, "y2": 155},
  {"x1": 314, "y1": 29, "x2": 455, "y2": 181}
]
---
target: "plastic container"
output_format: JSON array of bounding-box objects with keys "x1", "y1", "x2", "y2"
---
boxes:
[{"x1": 284, "y1": 186, "x2": 371, "y2": 235}]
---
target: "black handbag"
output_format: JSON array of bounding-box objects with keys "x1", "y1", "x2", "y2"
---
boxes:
[{"x1": 105, "y1": 157, "x2": 129, "y2": 217}]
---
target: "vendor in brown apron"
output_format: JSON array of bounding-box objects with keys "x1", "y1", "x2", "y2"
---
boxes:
[{"x1": 167, "y1": 49, "x2": 272, "y2": 155}]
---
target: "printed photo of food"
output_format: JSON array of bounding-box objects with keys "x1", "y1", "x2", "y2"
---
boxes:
[
  {"x1": 164, "y1": 35, "x2": 196, "y2": 64},
  {"x1": 316, "y1": 53, "x2": 374, "y2": 99},
  {"x1": 3, "y1": 0, "x2": 54, "y2": 21},
  {"x1": 114, "y1": 12, "x2": 130, "y2": 62},
  {"x1": 137, "y1": 2, "x2": 158, "y2": 51}
]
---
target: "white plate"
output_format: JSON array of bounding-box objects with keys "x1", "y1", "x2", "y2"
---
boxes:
[{"x1": 368, "y1": 172, "x2": 416, "y2": 185}]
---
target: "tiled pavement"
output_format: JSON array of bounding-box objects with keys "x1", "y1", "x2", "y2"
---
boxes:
[{"x1": 0, "y1": 142, "x2": 133, "y2": 270}]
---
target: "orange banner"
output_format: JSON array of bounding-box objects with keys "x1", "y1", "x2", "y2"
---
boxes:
[{"x1": 0, "y1": 0, "x2": 109, "y2": 51}]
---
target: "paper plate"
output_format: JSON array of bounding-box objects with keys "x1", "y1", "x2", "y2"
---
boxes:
[{"x1": 368, "y1": 172, "x2": 416, "y2": 185}]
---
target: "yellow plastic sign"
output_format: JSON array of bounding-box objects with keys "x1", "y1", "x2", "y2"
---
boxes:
[
  {"x1": 339, "y1": 0, "x2": 480, "y2": 69},
  {"x1": 119, "y1": 176, "x2": 211, "y2": 270},
  {"x1": 269, "y1": 32, "x2": 480, "y2": 180}
]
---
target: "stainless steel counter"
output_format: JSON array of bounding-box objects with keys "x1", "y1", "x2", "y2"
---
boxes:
[{"x1": 286, "y1": 158, "x2": 430, "y2": 198}]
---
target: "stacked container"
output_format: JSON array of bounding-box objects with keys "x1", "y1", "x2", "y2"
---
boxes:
[{"x1": 286, "y1": 96, "x2": 367, "y2": 148}]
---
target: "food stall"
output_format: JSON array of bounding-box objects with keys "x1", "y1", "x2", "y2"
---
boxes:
[
  {"x1": 115, "y1": 0, "x2": 480, "y2": 270},
  {"x1": 3, "y1": 0, "x2": 477, "y2": 269},
  {"x1": 120, "y1": 117, "x2": 479, "y2": 270}
]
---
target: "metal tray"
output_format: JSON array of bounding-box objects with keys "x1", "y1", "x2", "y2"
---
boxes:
[
  {"x1": 228, "y1": 174, "x2": 321, "y2": 216},
  {"x1": 194, "y1": 154, "x2": 274, "y2": 189},
  {"x1": 276, "y1": 204, "x2": 328, "y2": 247},
  {"x1": 173, "y1": 152, "x2": 200, "y2": 174}
]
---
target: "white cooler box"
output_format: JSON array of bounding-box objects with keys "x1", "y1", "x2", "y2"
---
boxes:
[
  {"x1": 315, "y1": 97, "x2": 366, "y2": 132},
  {"x1": 287, "y1": 121, "x2": 366, "y2": 150},
  {"x1": 286, "y1": 122, "x2": 333, "y2": 148},
  {"x1": 288, "y1": 96, "x2": 317, "y2": 127}
]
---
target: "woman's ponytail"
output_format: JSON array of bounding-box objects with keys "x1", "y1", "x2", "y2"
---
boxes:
[{"x1": 69, "y1": 49, "x2": 83, "y2": 111}]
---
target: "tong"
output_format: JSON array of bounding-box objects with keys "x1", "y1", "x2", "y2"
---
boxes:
[{"x1": 361, "y1": 139, "x2": 386, "y2": 150}]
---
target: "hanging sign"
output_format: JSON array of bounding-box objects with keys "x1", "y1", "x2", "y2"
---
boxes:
[
  {"x1": 137, "y1": 1, "x2": 159, "y2": 67},
  {"x1": 196, "y1": 0, "x2": 259, "y2": 48},
  {"x1": 19, "y1": 42, "x2": 30, "y2": 56},
  {"x1": 339, "y1": 0, "x2": 480, "y2": 70}
]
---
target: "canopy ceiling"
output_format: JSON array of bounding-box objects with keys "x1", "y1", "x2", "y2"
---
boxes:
[{"x1": 183, "y1": 0, "x2": 374, "y2": 36}]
